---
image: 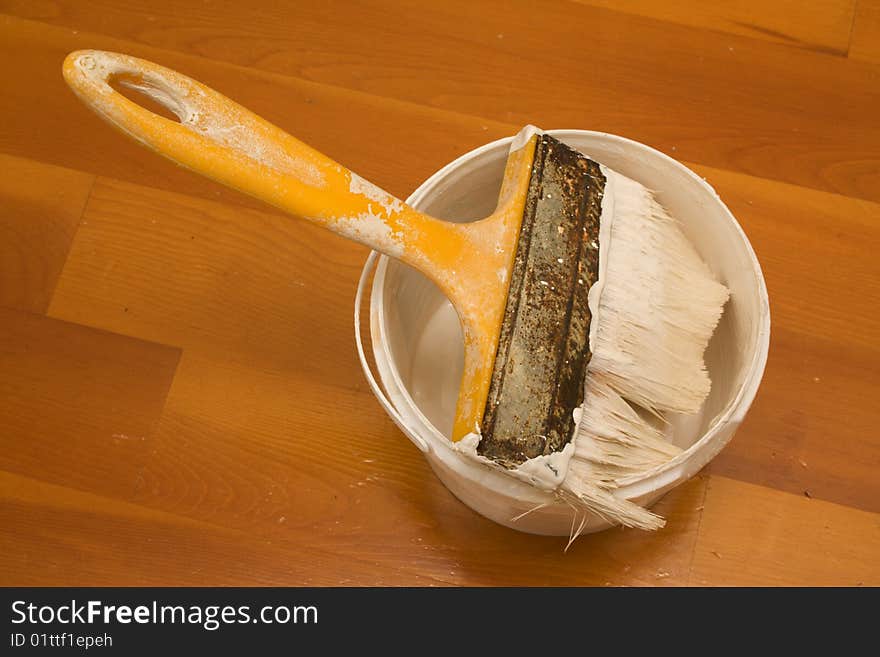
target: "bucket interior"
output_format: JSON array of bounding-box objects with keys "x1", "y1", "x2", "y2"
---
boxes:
[{"x1": 377, "y1": 132, "x2": 766, "y2": 463}]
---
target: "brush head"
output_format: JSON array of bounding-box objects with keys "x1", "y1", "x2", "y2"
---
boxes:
[{"x1": 477, "y1": 135, "x2": 605, "y2": 466}]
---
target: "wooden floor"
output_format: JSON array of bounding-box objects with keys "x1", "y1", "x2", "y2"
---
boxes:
[{"x1": 1, "y1": 0, "x2": 878, "y2": 586}]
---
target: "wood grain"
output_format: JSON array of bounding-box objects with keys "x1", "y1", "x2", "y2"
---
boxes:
[
  {"x1": 1, "y1": 1, "x2": 878, "y2": 586},
  {"x1": 577, "y1": 0, "x2": 857, "y2": 54},
  {"x1": 0, "y1": 470, "x2": 448, "y2": 586},
  {"x1": 850, "y1": 0, "x2": 880, "y2": 62},
  {"x1": 0, "y1": 15, "x2": 513, "y2": 214},
  {"x1": 685, "y1": 164, "x2": 880, "y2": 511},
  {"x1": 710, "y1": 327, "x2": 880, "y2": 512},
  {"x1": 0, "y1": 153, "x2": 92, "y2": 313},
  {"x1": 0, "y1": 307, "x2": 180, "y2": 498},
  {"x1": 694, "y1": 164, "x2": 880, "y2": 352},
  {"x1": 2, "y1": 2, "x2": 878, "y2": 201},
  {"x1": 132, "y1": 351, "x2": 708, "y2": 587},
  {"x1": 692, "y1": 476, "x2": 880, "y2": 586},
  {"x1": 47, "y1": 176, "x2": 370, "y2": 388}
]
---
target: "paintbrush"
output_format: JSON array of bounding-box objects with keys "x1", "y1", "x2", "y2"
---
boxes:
[{"x1": 63, "y1": 50, "x2": 728, "y2": 530}]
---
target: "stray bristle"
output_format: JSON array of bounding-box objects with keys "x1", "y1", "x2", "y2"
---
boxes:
[
  {"x1": 560, "y1": 473, "x2": 666, "y2": 531},
  {"x1": 572, "y1": 373, "x2": 681, "y2": 481},
  {"x1": 559, "y1": 373, "x2": 677, "y2": 531}
]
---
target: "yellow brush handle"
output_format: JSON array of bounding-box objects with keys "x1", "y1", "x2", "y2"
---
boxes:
[
  {"x1": 63, "y1": 50, "x2": 537, "y2": 443},
  {"x1": 62, "y1": 49, "x2": 465, "y2": 270}
]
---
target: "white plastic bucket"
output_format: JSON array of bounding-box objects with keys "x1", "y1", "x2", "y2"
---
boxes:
[{"x1": 355, "y1": 130, "x2": 770, "y2": 535}]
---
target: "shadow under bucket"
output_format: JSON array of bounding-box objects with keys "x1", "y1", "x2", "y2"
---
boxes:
[{"x1": 355, "y1": 130, "x2": 770, "y2": 536}]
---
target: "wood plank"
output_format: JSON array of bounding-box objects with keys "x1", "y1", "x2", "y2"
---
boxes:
[
  {"x1": 0, "y1": 15, "x2": 512, "y2": 215},
  {"x1": 129, "y1": 351, "x2": 431, "y2": 531},
  {"x1": 850, "y1": 0, "x2": 880, "y2": 62},
  {"x1": 2, "y1": 3, "x2": 878, "y2": 201},
  {"x1": 0, "y1": 470, "x2": 447, "y2": 585},
  {"x1": 576, "y1": 0, "x2": 857, "y2": 54},
  {"x1": 130, "y1": 351, "x2": 711, "y2": 586},
  {"x1": 48, "y1": 176, "x2": 372, "y2": 390},
  {"x1": 693, "y1": 163, "x2": 880, "y2": 353},
  {"x1": 709, "y1": 327, "x2": 880, "y2": 512},
  {"x1": 0, "y1": 153, "x2": 93, "y2": 313},
  {"x1": 0, "y1": 307, "x2": 180, "y2": 498},
  {"x1": 691, "y1": 476, "x2": 880, "y2": 586},
  {"x1": 682, "y1": 164, "x2": 880, "y2": 512}
]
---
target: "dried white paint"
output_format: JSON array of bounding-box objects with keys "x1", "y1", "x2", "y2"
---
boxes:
[
  {"x1": 333, "y1": 212, "x2": 404, "y2": 257},
  {"x1": 509, "y1": 124, "x2": 543, "y2": 153},
  {"x1": 72, "y1": 51, "x2": 326, "y2": 188},
  {"x1": 348, "y1": 172, "x2": 404, "y2": 216},
  {"x1": 454, "y1": 427, "x2": 576, "y2": 491}
]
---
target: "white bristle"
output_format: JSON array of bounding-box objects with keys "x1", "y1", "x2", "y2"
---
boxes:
[
  {"x1": 557, "y1": 373, "x2": 678, "y2": 531},
  {"x1": 559, "y1": 472, "x2": 665, "y2": 531},
  {"x1": 587, "y1": 170, "x2": 730, "y2": 414},
  {"x1": 572, "y1": 372, "x2": 681, "y2": 480},
  {"x1": 563, "y1": 167, "x2": 729, "y2": 531}
]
